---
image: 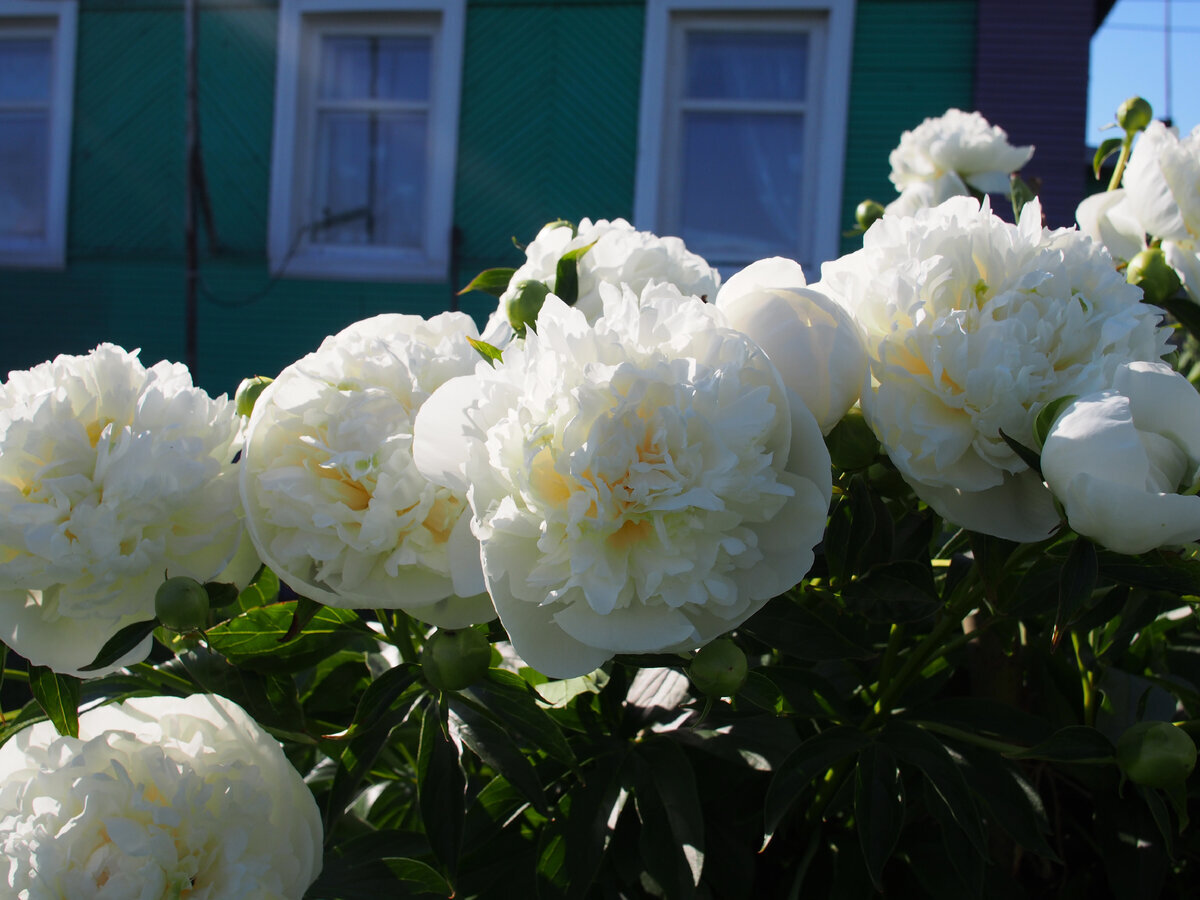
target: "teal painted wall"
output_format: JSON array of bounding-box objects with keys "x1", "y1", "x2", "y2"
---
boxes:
[
  {"x1": 839, "y1": 0, "x2": 977, "y2": 257},
  {"x1": 2, "y1": 0, "x2": 976, "y2": 394}
]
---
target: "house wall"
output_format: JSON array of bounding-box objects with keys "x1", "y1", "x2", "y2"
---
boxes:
[{"x1": 5, "y1": 0, "x2": 979, "y2": 394}]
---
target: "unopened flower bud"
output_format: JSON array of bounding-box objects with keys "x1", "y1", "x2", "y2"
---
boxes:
[
  {"x1": 1117, "y1": 96, "x2": 1153, "y2": 135},
  {"x1": 155, "y1": 576, "x2": 210, "y2": 632},
  {"x1": 688, "y1": 638, "x2": 748, "y2": 698},
  {"x1": 1127, "y1": 246, "x2": 1182, "y2": 305},
  {"x1": 1117, "y1": 721, "x2": 1197, "y2": 788},
  {"x1": 421, "y1": 627, "x2": 492, "y2": 692},
  {"x1": 235, "y1": 375, "x2": 273, "y2": 418},
  {"x1": 856, "y1": 199, "x2": 886, "y2": 231},
  {"x1": 505, "y1": 279, "x2": 551, "y2": 337}
]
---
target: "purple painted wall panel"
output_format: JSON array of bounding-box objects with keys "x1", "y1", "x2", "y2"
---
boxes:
[{"x1": 974, "y1": 0, "x2": 1095, "y2": 227}]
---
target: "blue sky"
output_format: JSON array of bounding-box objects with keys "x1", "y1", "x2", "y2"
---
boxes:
[{"x1": 1088, "y1": 0, "x2": 1200, "y2": 141}]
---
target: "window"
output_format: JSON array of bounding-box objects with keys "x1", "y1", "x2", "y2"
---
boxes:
[
  {"x1": 268, "y1": 0, "x2": 465, "y2": 280},
  {"x1": 634, "y1": 0, "x2": 854, "y2": 275},
  {"x1": 0, "y1": 1, "x2": 77, "y2": 269}
]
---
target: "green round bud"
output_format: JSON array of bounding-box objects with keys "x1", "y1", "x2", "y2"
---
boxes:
[
  {"x1": 235, "y1": 375, "x2": 273, "y2": 418},
  {"x1": 1117, "y1": 96, "x2": 1153, "y2": 135},
  {"x1": 688, "y1": 638, "x2": 748, "y2": 698},
  {"x1": 505, "y1": 279, "x2": 551, "y2": 337},
  {"x1": 421, "y1": 628, "x2": 492, "y2": 692},
  {"x1": 1127, "y1": 246, "x2": 1183, "y2": 305},
  {"x1": 154, "y1": 576, "x2": 210, "y2": 632},
  {"x1": 1117, "y1": 721, "x2": 1197, "y2": 788},
  {"x1": 855, "y1": 199, "x2": 886, "y2": 232}
]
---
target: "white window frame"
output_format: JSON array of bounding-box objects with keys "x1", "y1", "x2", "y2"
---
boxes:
[
  {"x1": 268, "y1": 0, "x2": 464, "y2": 281},
  {"x1": 634, "y1": 0, "x2": 854, "y2": 275},
  {"x1": 0, "y1": 0, "x2": 76, "y2": 269}
]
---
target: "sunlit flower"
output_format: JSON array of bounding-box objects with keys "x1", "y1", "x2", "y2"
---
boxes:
[
  {"x1": 1077, "y1": 121, "x2": 1200, "y2": 301},
  {"x1": 239, "y1": 313, "x2": 492, "y2": 628},
  {"x1": 1042, "y1": 361, "x2": 1200, "y2": 554},
  {"x1": 415, "y1": 283, "x2": 831, "y2": 678},
  {"x1": 0, "y1": 345, "x2": 242, "y2": 676},
  {"x1": 0, "y1": 694, "x2": 322, "y2": 899},
  {"x1": 819, "y1": 197, "x2": 1169, "y2": 542},
  {"x1": 484, "y1": 218, "x2": 720, "y2": 343},
  {"x1": 715, "y1": 257, "x2": 867, "y2": 435},
  {"x1": 889, "y1": 108, "x2": 1034, "y2": 197}
]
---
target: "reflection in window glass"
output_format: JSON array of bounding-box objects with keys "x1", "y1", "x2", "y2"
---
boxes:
[
  {"x1": 685, "y1": 32, "x2": 808, "y2": 102},
  {"x1": 311, "y1": 34, "x2": 432, "y2": 248},
  {"x1": 0, "y1": 38, "x2": 52, "y2": 242}
]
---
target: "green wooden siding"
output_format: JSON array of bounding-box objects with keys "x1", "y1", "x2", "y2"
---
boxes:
[
  {"x1": 2, "y1": 0, "x2": 977, "y2": 394},
  {"x1": 840, "y1": 0, "x2": 977, "y2": 256}
]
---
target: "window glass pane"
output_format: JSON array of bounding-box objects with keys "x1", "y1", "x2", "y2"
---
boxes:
[
  {"x1": 678, "y1": 111, "x2": 803, "y2": 259},
  {"x1": 0, "y1": 37, "x2": 52, "y2": 104},
  {"x1": 0, "y1": 113, "x2": 48, "y2": 238},
  {"x1": 684, "y1": 32, "x2": 807, "y2": 101},
  {"x1": 320, "y1": 35, "x2": 431, "y2": 102},
  {"x1": 311, "y1": 111, "x2": 426, "y2": 248}
]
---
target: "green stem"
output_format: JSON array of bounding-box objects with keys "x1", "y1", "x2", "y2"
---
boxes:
[
  {"x1": 375, "y1": 609, "x2": 419, "y2": 664},
  {"x1": 1071, "y1": 631, "x2": 1099, "y2": 727},
  {"x1": 913, "y1": 719, "x2": 1029, "y2": 756},
  {"x1": 1108, "y1": 136, "x2": 1133, "y2": 191}
]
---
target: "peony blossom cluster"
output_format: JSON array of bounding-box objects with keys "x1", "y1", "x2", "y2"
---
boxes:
[
  {"x1": 884, "y1": 109, "x2": 1034, "y2": 218},
  {"x1": 0, "y1": 693, "x2": 322, "y2": 899},
  {"x1": 239, "y1": 313, "x2": 494, "y2": 628},
  {"x1": 1077, "y1": 121, "x2": 1200, "y2": 302},
  {"x1": 820, "y1": 196, "x2": 1169, "y2": 542},
  {"x1": 486, "y1": 217, "x2": 721, "y2": 341},
  {"x1": 0, "y1": 345, "x2": 242, "y2": 676},
  {"x1": 415, "y1": 284, "x2": 832, "y2": 678},
  {"x1": 1042, "y1": 361, "x2": 1200, "y2": 555}
]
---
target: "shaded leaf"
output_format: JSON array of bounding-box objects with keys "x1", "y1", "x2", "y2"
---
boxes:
[
  {"x1": 28, "y1": 666, "x2": 80, "y2": 738},
  {"x1": 1161, "y1": 293, "x2": 1200, "y2": 342},
  {"x1": 467, "y1": 669, "x2": 576, "y2": 766},
  {"x1": 956, "y1": 744, "x2": 1060, "y2": 862},
  {"x1": 418, "y1": 700, "x2": 466, "y2": 879},
  {"x1": 449, "y1": 697, "x2": 550, "y2": 815},
  {"x1": 78, "y1": 619, "x2": 159, "y2": 673},
  {"x1": 203, "y1": 580, "x2": 240, "y2": 610},
  {"x1": 553, "y1": 241, "x2": 596, "y2": 306},
  {"x1": 855, "y1": 744, "x2": 904, "y2": 889},
  {"x1": 1007, "y1": 725, "x2": 1115, "y2": 763},
  {"x1": 843, "y1": 560, "x2": 940, "y2": 624},
  {"x1": 636, "y1": 739, "x2": 705, "y2": 896},
  {"x1": 742, "y1": 600, "x2": 873, "y2": 662},
  {"x1": 335, "y1": 663, "x2": 421, "y2": 740},
  {"x1": 764, "y1": 726, "x2": 872, "y2": 839},
  {"x1": 998, "y1": 427, "x2": 1042, "y2": 477},
  {"x1": 1053, "y1": 537, "x2": 1099, "y2": 647},
  {"x1": 1033, "y1": 394, "x2": 1078, "y2": 449},
  {"x1": 562, "y1": 750, "x2": 629, "y2": 894}
]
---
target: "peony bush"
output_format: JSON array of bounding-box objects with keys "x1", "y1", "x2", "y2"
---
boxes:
[{"x1": 3, "y1": 97, "x2": 1200, "y2": 899}]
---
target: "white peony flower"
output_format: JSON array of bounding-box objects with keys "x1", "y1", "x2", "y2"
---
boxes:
[
  {"x1": 715, "y1": 257, "x2": 867, "y2": 435},
  {"x1": 886, "y1": 109, "x2": 1033, "y2": 213},
  {"x1": 0, "y1": 693, "x2": 322, "y2": 899},
  {"x1": 1077, "y1": 122, "x2": 1200, "y2": 301},
  {"x1": 1042, "y1": 361, "x2": 1200, "y2": 555},
  {"x1": 819, "y1": 197, "x2": 1169, "y2": 542},
  {"x1": 0, "y1": 345, "x2": 242, "y2": 676},
  {"x1": 484, "y1": 218, "x2": 721, "y2": 342},
  {"x1": 239, "y1": 313, "x2": 493, "y2": 628},
  {"x1": 414, "y1": 283, "x2": 832, "y2": 679}
]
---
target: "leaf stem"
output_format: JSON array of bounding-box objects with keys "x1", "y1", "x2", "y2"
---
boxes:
[{"x1": 1071, "y1": 630, "x2": 1099, "y2": 727}]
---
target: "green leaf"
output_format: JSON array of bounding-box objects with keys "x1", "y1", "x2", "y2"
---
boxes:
[
  {"x1": 231, "y1": 565, "x2": 279, "y2": 614},
  {"x1": 922, "y1": 777, "x2": 985, "y2": 898},
  {"x1": 669, "y1": 714, "x2": 802, "y2": 772},
  {"x1": 467, "y1": 669, "x2": 576, "y2": 766},
  {"x1": 172, "y1": 645, "x2": 307, "y2": 735},
  {"x1": 1053, "y1": 537, "x2": 1099, "y2": 647},
  {"x1": 467, "y1": 336, "x2": 503, "y2": 367},
  {"x1": 203, "y1": 580, "x2": 240, "y2": 610},
  {"x1": 824, "y1": 410, "x2": 880, "y2": 471},
  {"x1": 1099, "y1": 550, "x2": 1200, "y2": 594},
  {"x1": 1138, "y1": 784, "x2": 1177, "y2": 859},
  {"x1": 1033, "y1": 395, "x2": 1078, "y2": 449},
  {"x1": 843, "y1": 560, "x2": 940, "y2": 624},
  {"x1": 636, "y1": 739, "x2": 706, "y2": 896},
  {"x1": 1160, "y1": 294, "x2": 1200, "y2": 341},
  {"x1": 458, "y1": 266, "x2": 517, "y2": 297},
  {"x1": 336, "y1": 663, "x2": 421, "y2": 740},
  {"x1": 1010, "y1": 173, "x2": 1038, "y2": 223},
  {"x1": 955, "y1": 744, "x2": 1060, "y2": 862},
  {"x1": 1094, "y1": 136, "x2": 1124, "y2": 179},
  {"x1": 742, "y1": 600, "x2": 874, "y2": 662},
  {"x1": 998, "y1": 427, "x2": 1042, "y2": 477},
  {"x1": 78, "y1": 619, "x2": 159, "y2": 672},
  {"x1": 552, "y1": 241, "x2": 596, "y2": 306},
  {"x1": 307, "y1": 832, "x2": 444, "y2": 899},
  {"x1": 418, "y1": 700, "x2": 466, "y2": 879},
  {"x1": 882, "y1": 721, "x2": 988, "y2": 855},
  {"x1": 28, "y1": 666, "x2": 80, "y2": 738},
  {"x1": 561, "y1": 750, "x2": 629, "y2": 895},
  {"x1": 449, "y1": 696, "x2": 551, "y2": 815},
  {"x1": 854, "y1": 744, "x2": 905, "y2": 890},
  {"x1": 908, "y1": 697, "x2": 1052, "y2": 747},
  {"x1": 204, "y1": 601, "x2": 372, "y2": 673},
  {"x1": 764, "y1": 725, "x2": 873, "y2": 840},
  {"x1": 1007, "y1": 725, "x2": 1115, "y2": 763}
]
